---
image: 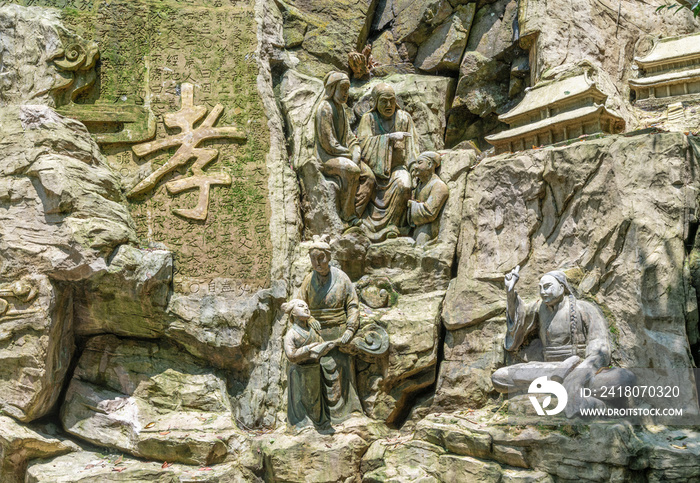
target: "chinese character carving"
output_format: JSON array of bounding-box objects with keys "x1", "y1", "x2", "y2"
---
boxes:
[{"x1": 128, "y1": 83, "x2": 247, "y2": 221}]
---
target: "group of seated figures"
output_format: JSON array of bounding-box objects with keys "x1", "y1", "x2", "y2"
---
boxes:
[
  {"x1": 315, "y1": 71, "x2": 449, "y2": 244},
  {"x1": 283, "y1": 250, "x2": 636, "y2": 431}
]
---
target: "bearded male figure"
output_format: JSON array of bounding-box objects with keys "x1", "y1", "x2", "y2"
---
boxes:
[
  {"x1": 492, "y1": 266, "x2": 633, "y2": 417},
  {"x1": 356, "y1": 83, "x2": 420, "y2": 242}
]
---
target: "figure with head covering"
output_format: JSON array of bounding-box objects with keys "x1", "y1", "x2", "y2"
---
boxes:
[
  {"x1": 283, "y1": 299, "x2": 336, "y2": 430},
  {"x1": 298, "y1": 235, "x2": 364, "y2": 422},
  {"x1": 408, "y1": 151, "x2": 449, "y2": 245},
  {"x1": 314, "y1": 71, "x2": 373, "y2": 224},
  {"x1": 356, "y1": 82, "x2": 421, "y2": 242},
  {"x1": 491, "y1": 266, "x2": 634, "y2": 417}
]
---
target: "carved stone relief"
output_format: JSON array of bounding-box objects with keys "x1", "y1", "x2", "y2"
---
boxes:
[
  {"x1": 285, "y1": 236, "x2": 389, "y2": 430},
  {"x1": 312, "y1": 78, "x2": 452, "y2": 244},
  {"x1": 39, "y1": 0, "x2": 276, "y2": 293},
  {"x1": 49, "y1": 37, "x2": 99, "y2": 106},
  {"x1": 128, "y1": 82, "x2": 246, "y2": 221},
  {"x1": 0, "y1": 279, "x2": 39, "y2": 319},
  {"x1": 492, "y1": 267, "x2": 635, "y2": 418}
]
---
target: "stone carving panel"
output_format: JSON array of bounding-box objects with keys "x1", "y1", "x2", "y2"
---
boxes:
[
  {"x1": 128, "y1": 82, "x2": 246, "y2": 221},
  {"x1": 23, "y1": 0, "x2": 275, "y2": 294},
  {"x1": 492, "y1": 267, "x2": 635, "y2": 418}
]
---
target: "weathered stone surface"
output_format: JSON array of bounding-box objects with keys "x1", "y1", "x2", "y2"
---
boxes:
[
  {"x1": 415, "y1": 4, "x2": 476, "y2": 72},
  {"x1": 445, "y1": 0, "x2": 527, "y2": 149},
  {"x1": 639, "y1": 429, "x2": 700, "y2": 482},
  {"x1": 437, "y1": 454, "x2": 503, "y2": 482},
  {"x1": 454, "y1": 51, "x2": 510, "y2": 118},
  {"x1": 165, "y1": 281, "x2": 287, "y2": 428},
  {"x1": 414, "y1": 413, "x2": 494, "y2": 460},
  {"x1": 61, "y1": 335, "x2": 238, "y2": 465},
  {"x1": 0, "y1": 5, "x2": 61, "y2": 106},
  {"x1": 277, "y1": 0, "x2": 378, "y2": 76},
  {"x1": 361, "y1": 438, "x2": 445, "y2": 482},
  {"x1": 501, "y1": 469, "x2": 554, "y2": 483},
  {"x1": 0, "y1": 418, "x2": 76, "y2": 483},
  {"x1": 74, "y1": 245, "x2": 172, "y2": 338},
  {"x1": 519, "y1": 0, "x2": 700, "y2": 130},
  {"x1": 434, "y1": 318, "x2": 505, "y2": 410},
  {"x1": 438, "y1": 133, "x2": 698, "y2": 407},
  {"x1": 466, "y1": 0, "x2": 518, "y2": 59},
  {"x1": 0, "y1": 275, "x2": 73, "y2": 422},
  {"x1": 362, "y1": 432, "x2": 546, "y2": 482},
  {"x1": 0, "y1": 5, "x2": 98, "y2": 107},
  {"x1": 358, "y1": 291, "x2": 443, "y2": 423},
  {"x1": 166, "y1": 280, "x2": 285, "y2": 372},
  {"x1": 411, "y1": 412, "x2": 700, "y2": 482},
  {"x1": 371, "y1": 31, "x2": 416, "y2": 77},
  {"x1": 410, "y1": 411, "x2": 652, "y2": 481},
  {"x1": 390, "y1": 0, "x2": 454, "y2": 47},
  {"x1": 26, "y1": 450, "x2": 262, "y2": 483},
  {"x1": 447, "y1": 49, "x2": 515, "y2": 148},
  {"x1": 257, "y1": 0, "x2": 304, "y2": 284},
  {"x1": 0, "y1": 6, "x2": 133, "y2": 288},
  {"x1": 260, "y1": 417, "x2": 390, "y2": 482},
  {"x1": 0, "y1": 2, "x2": 138, "y2": 432},
  {"x1": 0, "y1": 105, "x2": 136, "y2": 281},
  {"x1": 446, "y1": 109, "x2": 505, "y2": 150}
]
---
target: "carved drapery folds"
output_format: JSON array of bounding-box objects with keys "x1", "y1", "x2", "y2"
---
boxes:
[{"x1": 313, "y1": 77, "x2": 450, "y2": 244}]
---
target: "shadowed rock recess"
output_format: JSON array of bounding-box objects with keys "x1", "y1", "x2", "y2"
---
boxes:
[{"x1": 2, "y1": 0, "x2": 700, "y2": 481}]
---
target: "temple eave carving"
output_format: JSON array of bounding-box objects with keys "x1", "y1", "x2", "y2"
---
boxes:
[{"x1": 487, "y1": 106, "x2": 624, "y2": 154}]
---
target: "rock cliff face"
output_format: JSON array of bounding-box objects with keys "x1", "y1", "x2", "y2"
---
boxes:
[
  {"x1": 0, "y1": 103, "x2": 137, "y2": 423},
  {"x1": 436, "y1": 132, "x2": 699, "y2": 410},
  {"x1": 2, "y1": 0, "x2": 700, "y2": 482}
]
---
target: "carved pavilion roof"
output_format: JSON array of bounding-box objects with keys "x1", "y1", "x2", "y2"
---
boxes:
[
  {"x1": 634, "y1": 32, "x2": 700, "y2": 68},
  {"x1": 629, "y1": 66, "x2": 700, "y2": 88},
  {"x1": 499, "y1": 73, "x2": 606, "y2": 124},
  {"x1": 486, "y1": 105, "x2": 622, "y2": 143}
]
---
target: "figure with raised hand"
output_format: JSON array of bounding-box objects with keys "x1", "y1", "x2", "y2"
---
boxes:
[{"x1": 492, "y1": 266, "x2": 634, "y2": 417}]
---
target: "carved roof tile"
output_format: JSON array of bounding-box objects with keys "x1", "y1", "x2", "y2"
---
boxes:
[{"x1": 629, "y1": 66, "x2": 700, "y2": 88}]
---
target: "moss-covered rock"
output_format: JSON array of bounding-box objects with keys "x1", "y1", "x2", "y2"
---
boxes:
[
  {"x1": 60, "y1": 335, "x2": 240, "y2": 466},
  {"x1": 74, "y1": 245, "x2": 172, "y2": 339}
]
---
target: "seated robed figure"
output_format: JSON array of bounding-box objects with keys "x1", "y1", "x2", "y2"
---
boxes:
[
  {"x1": 314, "y1": 71, "x2": 373, "y2": 225},
  {"x1": 492, "y1": 266, "x2": 634, "y2": 417},
  {"x1": 356, "y1": 83, "x2": 420, "y2": 242}
]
